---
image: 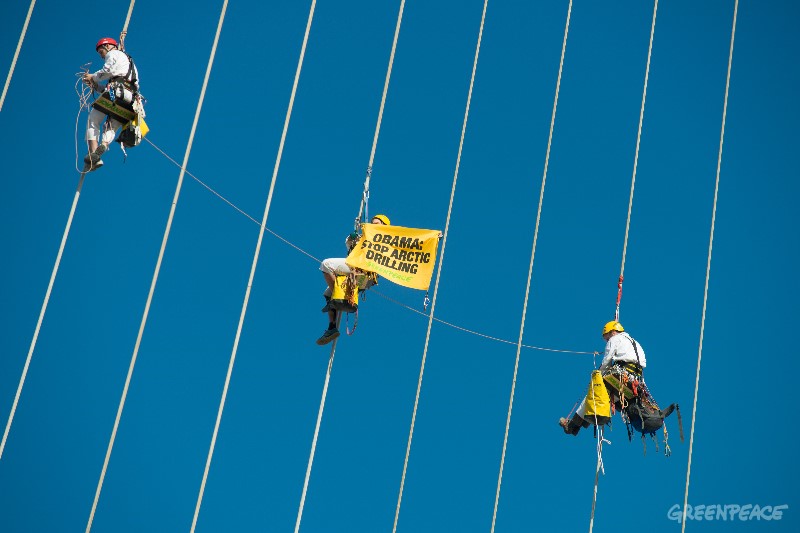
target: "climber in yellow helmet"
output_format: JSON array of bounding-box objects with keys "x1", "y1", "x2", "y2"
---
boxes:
[
  {"x1": 559, "y1": 320, "x2": 647, "y2": 435},
  {"x1": 316, "y1": 214, "x2": 390, "y2": 346}
]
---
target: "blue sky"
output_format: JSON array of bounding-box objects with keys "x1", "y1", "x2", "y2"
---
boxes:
[{"x1": 1, "y1": 0, "x2": 798, "y2": 532}]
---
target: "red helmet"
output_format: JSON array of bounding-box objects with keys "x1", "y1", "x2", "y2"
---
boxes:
[{"x1": 96, "y1": 37, "x2": 118, "y2": 51}]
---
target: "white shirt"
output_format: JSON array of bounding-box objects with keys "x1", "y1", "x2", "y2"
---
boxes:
[
  {"x1": 600, "y1": 332, "x2": 646, "y2": 371},
  {"x1": 92, "y1": 49, "x2": 139, "y2": 90}
]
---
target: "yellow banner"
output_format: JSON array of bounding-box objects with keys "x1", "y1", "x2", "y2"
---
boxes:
[{"x1": 346, "y1": 223, "x2": 440, "y2": 290}]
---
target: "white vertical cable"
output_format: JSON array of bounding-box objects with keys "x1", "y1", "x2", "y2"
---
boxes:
[
  {"x1": 490, "y1": 1, "x2": 572, "y2": 531},
  {"x1": 0, "y1": 0, "x2": 36, "y2": 112},
  {"x1": 85, "y1": 2, "x2": 229, "y2": 531},
  {"x1": 392, "y1": 1, "x2": 489, "y2": 531},
  {"x1": 0, "y1": 173, "x2": 86, "y2": 461},
  {"x1": 190, "y1": 2, "x2": 317, "y2": 531},
  {"x1": 681, "y1": 0, "x2": 738, "y2": 530},
  {"x1": 295, "y1": 4, "x2": 405, "y2": 530},
  {"x1": 294, "y1": 323, "x2": 337, "y2": 533},
  {"x1": 1, "y1": 0, "x2": 138, "y2": 463},
  {"x1": 357, "y1": 0, "x2": 406, "y2": 222},
  {"x1": 619, "y1": 0, "x2": 658, "y2": 282}
]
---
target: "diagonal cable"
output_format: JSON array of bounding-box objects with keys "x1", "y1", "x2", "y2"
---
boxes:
[
  {"x1": 356, "y1": 0, "x2": 407, "y2": 224},
  {"x1": 190, "y1": 2, "x2": 317, "y2": 531},
  {"x1": 616, "y1": 0, "x2": 659, "y2": 321},
  {"x1": 491, "y1": 1, "x2": 573, "y2": 530},
  {"x1": 0, "y1": 0, "x2": 36, "y2": 112},
  {"x1": 0, "y1": 173, "x2": 87, "y2": 461},
  {"x1": 296, "y1": 3, "x2": 406, "y2": 531},
  {"x1": 392, "y1": 1, "x2": 489, "y2": 530},
  {"x1": 1, "y1": 0, "x2": 137, "y2": 464},
  {"x1": 85, "y1": 2, "x2": 228, "y2": 530},
  {"x1": 681, "y1": 0, "x2": 738, "y2": 530}
]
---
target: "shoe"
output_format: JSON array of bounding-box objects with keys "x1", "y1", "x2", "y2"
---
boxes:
[
  {"x1": 94, "y1": 143, "x2": 108, "y2": 156},
  {"x1": 558, "y1": 417, "x2": 579, "y2": 436},
  {"x1": 321, "y1": 301, "x2": 331, "y2": 313},
  {"x1": 83, "y1": 158, "x2": 104, "y2": 172},
  {"x1": 315, "y1": 327, "x2": 340, "y2": 346}
]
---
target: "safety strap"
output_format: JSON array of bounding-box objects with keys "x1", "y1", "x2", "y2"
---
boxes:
[
  {"x1": 628, "y1": 334, "x2": 642, "y2": 369},
  {"x1": 109, "y1": 53, "x2": 138, "y2": 92}
]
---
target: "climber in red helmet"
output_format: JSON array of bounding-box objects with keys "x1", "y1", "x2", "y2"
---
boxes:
[{"x1": 81, "y1": 37, "x2": 141, "y2": 171}]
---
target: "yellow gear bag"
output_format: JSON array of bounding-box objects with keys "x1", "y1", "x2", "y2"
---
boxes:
[
  {"x1": 584, "y1": 370, "x2": 611, "y2": 424},
  {"x1": 330, "y1": 274, "x2": 358, "y2": 313}
]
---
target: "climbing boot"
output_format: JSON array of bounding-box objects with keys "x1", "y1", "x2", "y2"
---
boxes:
[
  {"x1": 558, "y1": 417, "x2": 580, "y2": 436},
  {"x1": 316, "y1": 327, "x2": 340, "y2": 346},
  {"x1": 83, "y1": 157, "x2": 104, "y2": 172}
]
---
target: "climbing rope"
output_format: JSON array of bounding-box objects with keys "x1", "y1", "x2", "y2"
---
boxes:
[
  {"x1": 616, "y1": 0, "x2": 659, "y2": 321},
  {"x1": 490, "y1": 2, "x2": 573, "y2": 531},
  {"x1": 73, "y1": 74, "x2": 95, "y2": 172},
  {"x1": 119, "y1": 0, "x2": 136, "y2": 51},
  {"x1": 0, "y1": 0, "x2": 37, "y2": 112},
  {"x1": 183, "y1": 1, "x2": 316, "y2": 531},
  {"x1": 682, "y1": 1, "x2": 738, "y2": 530},
  {"x1": 85, "y1": 2, "x2": 228, "y2": 531},
  {"x1": 588, "y1": 373, "x2": 611, "y2": 533},
  {"x1": 355, "y1": 0, "x2": 406, "y2": 227},
  {"x1": 392, "y1": 1, "x2": 488, "y2": 530},
  {"x1": 295, "y1": 314, "x2": 339, "y2": 533}
]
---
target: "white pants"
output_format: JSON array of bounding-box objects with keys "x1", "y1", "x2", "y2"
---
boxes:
[
  {"x1": 86, "y1": 108, "x2": 122, "y2": 145},
  {"x1": 320, "y1": 258, "x2": 350, "y2": 298}
]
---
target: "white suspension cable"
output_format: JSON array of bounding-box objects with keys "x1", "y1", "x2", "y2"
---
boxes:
[
  {"x1": 356, "y1": 0, "x2": 406, "y2": 223},
  {"x1": 392, "y1": 1, "x2": 488, "y2": 531},
  {"x1": 190, "y1": 2, "x2": 317, "y2": 531},
  {"x1": 85, "y1": 2, "x2": 229, "y2": 530},
  {"x1": 616, "y1": 0, "x2": 659, "y2": 321},
  {"x1": 1, "y1": 0, "x2": 136, "y2": 464},
  {"x1": 0, "y1": 0, "x2": 36, "y2": 112},
  {"x1": 681, "y1": 1, "x2": 738, "y2": 530},
  {"x1": 295, "y1": 318, "x2": 338, "y2": 533},
  {"x1": 0, "y1": 173, "x2": 87, "y2": 462},
  {"x1": 296, "y1": 3, "x2": 405, "y2": 530},
  {"x1": 490, "y1": 1, "x2": 573, "y2": 530}
]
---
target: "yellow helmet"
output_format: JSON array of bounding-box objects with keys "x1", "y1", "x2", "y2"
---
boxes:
[
  {"x1": 372, "y1": 214, "x2": 390, "y2": 225},
  {"x1": 602, "y1": 321, "x2": 624, "y2": 335}
]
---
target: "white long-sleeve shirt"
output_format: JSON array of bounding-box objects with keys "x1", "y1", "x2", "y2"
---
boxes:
[
  {"x1": 599, "y1": 332, "x2": 646, "y2": 372},
  {"x1": 91, "y1": 49, "x2": 139, "y2": 90}
]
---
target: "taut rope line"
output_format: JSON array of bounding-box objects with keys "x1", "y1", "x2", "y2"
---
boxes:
[
  {"x1": 2, "y1": 0, "x2": 138, "y2": 465},
  {"x1": 357, "y1": 0, "x2": 406, "y2": 224},
  {"x1": 0, "y1": 0, "x2": 37, "y2": 112},
  {"x1": 143, "y1": 137, "x2": 593, "y2": 357},
  {"x1": 616, "y1": 0, "x2": 659, "y2": 321},
  {"x1": 0, "y1": 173, "x2": 87, "y2": 461},
  {"x1": 491, "y1": 1, "x2": 573, "y2": 530},
  {"x1": 392, "y1": 1, "x2": 488, "y2": 530},
  {"x1": 681, "y1": 0, "x2": 738, "y2": 530},
  {"x1": 297, "y1": 3, "x2": 406, "y2": 530},
  {"x1": 189, "y1": 1, "x2": 317, "y2": 531},
  {"x1": 86, "y1": 2, "x2": 229, "y2": 530}
]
